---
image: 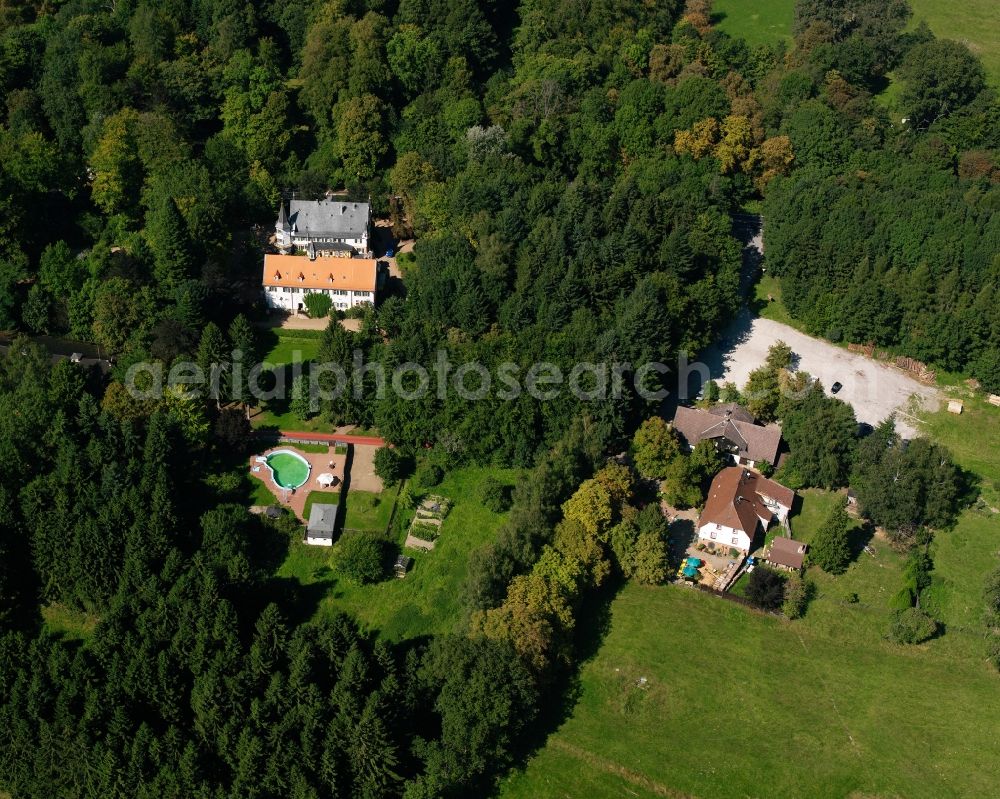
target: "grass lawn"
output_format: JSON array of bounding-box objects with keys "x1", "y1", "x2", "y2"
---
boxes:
[
  {"x1": 925, "y1": 511, "x2": 1000, "y2": 634},
  {"x1": 873, "y1": 71, "x2": 906, "y2": 120},
  {"x1": 728, "y1": 570, "x2": 749, "y2": 597},
  {"x1": 713, "y1": 0, "x2": 794, "y2": 47},
  {"x1": 504, "y1": 405, "x2": 1000, "y2": 799},
  {"x1": 293, "y1": 442, "x2": 330, "y2": 454},
  {"x1": 248, "y1": 473, "x2": 278, "y2": 506},
  {"x1": 275, "y1": 467, "x2": 520, "y2": 640},
  {"x1": 501, "y1": 583, "x2": 1000, "y2": 799},
  {"x1": 908, "y1": 0, "x2": 1000, "y2": 85},
  {"x1": 251, "y1": 329, "x2": 332, "y2": 432},
  {"x1": 760, "y1": 488, "x2": 851, "y2": 553},
  {"x1": 915, "y1": 393, "x2": 1000, "y2": 636},
  {"x1": 789, "y1": 488, "x2": 849, "y2": 541},
  {"x1": 752, "y1": 272, "x2": 798, "y2": 329},
  {"x1": 341, "y1": 487, "x2": 397, "y2": 532},
  {"x1": 252, "y1": 406, "x2": 341, "y2": 434},
  {"x1": 41, "y1": 603, "x2": 100, "y2": 641},
  {"x1": 260, "y1": 328, "x2": 323, "y2": 366},
  {"x1": 303, "y1": 490, "x2": 341, "y2": 522}
]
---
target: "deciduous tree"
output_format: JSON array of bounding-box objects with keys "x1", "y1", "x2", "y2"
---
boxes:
[{"x1": 631, "y1": 417, "x2": 680, "y2": 479}]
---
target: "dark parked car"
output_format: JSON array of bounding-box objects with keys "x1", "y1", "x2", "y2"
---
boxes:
[{"x1": 831, "y1": 381, "x2": 843, "y2": 394}]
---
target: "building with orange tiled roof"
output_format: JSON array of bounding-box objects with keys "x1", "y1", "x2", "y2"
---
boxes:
[
  {"x1": 262, "y1": 253, "x2": 384, "y2": 312},
  {"x1": 697, "y1": 467, "x2": 795, "y2": 552}
]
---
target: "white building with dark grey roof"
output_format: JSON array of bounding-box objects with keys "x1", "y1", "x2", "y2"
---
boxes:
[
  {"x1": 671, "y1": 403, "x2": 783, "y2": 469},
  {"x1": 306, "y1": 503, "x2": 339, "y2": 546},
  {"x1": 276, "y1": 197, "x2": 371, "y2": 256}
]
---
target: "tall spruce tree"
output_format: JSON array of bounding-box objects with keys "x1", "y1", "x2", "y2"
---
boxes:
[
  {"x1": 810, "y1": 502, "x2": 853, "y2": 575},
  {"x1": 146, "y1": 195, "x2": 195, "y2": 294}
]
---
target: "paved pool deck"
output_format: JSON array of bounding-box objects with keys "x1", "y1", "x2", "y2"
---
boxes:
[{"x1": 250, "y1": 444, "x2": 347, "y2": 521}]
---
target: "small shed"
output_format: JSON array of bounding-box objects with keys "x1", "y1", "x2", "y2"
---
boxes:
[
  {"x1": 766, "y1": 536, "x2": 808, "y2": 572},
  {"x1": 394, "y1": 554, "x2": 412, "y2": 578},
  {"x1": 947, "y1": 399, "x2": 964, "y2": 415},
  {"x1": 306, "y1": 503, "x2": 339, "y2": 546}
]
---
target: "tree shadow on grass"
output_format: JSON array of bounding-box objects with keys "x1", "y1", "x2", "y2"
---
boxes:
[
  {"x1": 254, "y1": 575, "x2": 336, "y2": 628},
  {"x1": 508, "y1": 576, "x2": 629, "y2": 772},
  {"x1": 257, "y1": 327, "x2": 279, "y2": 355},
  {"x1": 955, "y1": 466, "x2": 982, "y2": 516},
  {"x1": 668, "y1": 517, "x2": 696, "y2": 563},
  {"x1": 259, "y1": 363, "x2": 296, "y2": 417},
  {"x1": 846, "y1": 520, "x2": 876, "y2": 564},
  {"x1": 246, "y1": 514, "x2": 293, "y2": 575}
]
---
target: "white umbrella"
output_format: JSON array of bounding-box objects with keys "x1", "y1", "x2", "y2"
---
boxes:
[{"x1": 317, "y1": 472, "x2": 335, "y2": 487}]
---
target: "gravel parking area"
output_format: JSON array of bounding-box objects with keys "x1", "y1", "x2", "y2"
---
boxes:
[
  {"x1": 347, "y1": 443, "x2": 384, "y2": 493},
  {"x1": 700, "y1": 311, "x2": 941, "y2": 439}
]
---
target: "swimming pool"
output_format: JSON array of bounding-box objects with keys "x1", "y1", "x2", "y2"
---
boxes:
[{"x1": 264, "y1": 449, "x2": 311, "y2": 489}]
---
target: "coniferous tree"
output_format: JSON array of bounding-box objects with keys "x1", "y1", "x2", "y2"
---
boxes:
[
  {"x1": 146, "y1": 195, "x2": 195, "y2": 294},
  {"x1": 810, "y1": 502, "x2": 853, "y2": 574},
  {"x1": 229, "y1": 314, "x2": 257, "y2": 417},
  {"x1": 196, "y1": 322, "x2": 228, "y2": 408}
]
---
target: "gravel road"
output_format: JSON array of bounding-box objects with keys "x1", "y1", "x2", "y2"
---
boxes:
[{"x1": 699, "y1": 311, "x2": 940, "y2": 439}]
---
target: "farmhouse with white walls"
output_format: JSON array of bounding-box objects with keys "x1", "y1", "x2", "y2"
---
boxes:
[{"x1": 697, "y1": 467, "x2": 795, "y2": 552}]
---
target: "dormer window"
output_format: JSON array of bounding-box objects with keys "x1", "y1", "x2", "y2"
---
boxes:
[
  {"x1": 273, "y1": 271, "x2": 282, "y2": 280},
  {"x1": 297, "y1": 273, "x2": 305, "y2": 282}
]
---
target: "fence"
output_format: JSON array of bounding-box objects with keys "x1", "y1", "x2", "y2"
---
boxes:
[
  {"x1": 846, "y1": 342, "x2": 936, "y2": 383},
  {"x1": 688, "y1": 582, "x2": 781, "y2": 616},
  {"x1": 255, "y1": 430, "x2": 387, "y2": 447}
]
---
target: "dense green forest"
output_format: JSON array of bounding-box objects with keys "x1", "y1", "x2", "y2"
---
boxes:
[{"x1": 1, "y1": 0, "x2": 998, "y2": 797}]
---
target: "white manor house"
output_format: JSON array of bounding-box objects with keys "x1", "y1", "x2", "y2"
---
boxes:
[
  {"x1": 264, "y1": 196, "x2": 385, "y2": 313},
  {"x1": 275, "y1": 196, "x2": 372, "y2": 257},
  {"x1": 262, "y1": 253, "x2": 384, "y2": 313}
]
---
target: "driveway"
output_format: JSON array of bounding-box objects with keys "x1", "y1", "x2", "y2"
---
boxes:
[
  {"x1": 699, "y1": 311, "x2": 940, "y2": 439},
  {"x1": 347, "y1": 443, "x2": 384, "y2": 493},
  {"x1": 257, "y1": 310, "x2": 362, "y2": 333}
]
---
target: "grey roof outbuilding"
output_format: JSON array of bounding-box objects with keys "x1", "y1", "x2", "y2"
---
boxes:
[{"x1": 307, "y1": 503, "x2": 339, "y2": 536}]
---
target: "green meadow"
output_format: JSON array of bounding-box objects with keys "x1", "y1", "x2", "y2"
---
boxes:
[
  {"x1": 714, "y1": 0, "x2": 1000, "y2": 83},
  {"x1": 500, "y1": 581, "x2": 1000, "y2": 799},
  {"x1": 502, "y1": 392, "x2": 1000, "y2": 799},
  {"x1": 276, "y1": 467, "x2": 520, "y2": 640},
  {"x1": 713, "y1": 0, "x2": 794, "y2": 47}
]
